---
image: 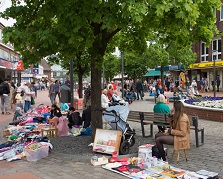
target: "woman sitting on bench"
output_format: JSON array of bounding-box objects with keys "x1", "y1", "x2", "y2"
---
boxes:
[
  {"x1": 155, "y1": 101, "x2": 190, "y2": 161},
  {"x1": 153, "y1": 94, "x2": 170, "y2": 132}
]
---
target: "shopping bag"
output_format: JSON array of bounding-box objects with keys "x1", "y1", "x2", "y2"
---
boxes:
[
  {"x1": 81, "y1": 126, "x2": 92, "y2": 136},
  {"x1": 31, "y1": 96, "x2": 35, "y2": 105}
]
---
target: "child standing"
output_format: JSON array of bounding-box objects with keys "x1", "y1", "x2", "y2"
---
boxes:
[{"x1": 15, "y1": 89, "x2": 23, "y2": 109}]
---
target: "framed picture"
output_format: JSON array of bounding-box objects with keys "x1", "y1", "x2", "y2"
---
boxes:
[{"x1": 93, "y1": 129, "x2": 122, "y2": 155}]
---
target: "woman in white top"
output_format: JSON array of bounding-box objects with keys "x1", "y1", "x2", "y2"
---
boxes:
[
  {"x1": 101, "y1": 89, "x2": 110, "y2": 108},
  {"x1": 191, "y1": 80, "x2": 197, "y2": 95},
  {"x1": 23, "y1": 83, "x2": 34, "y2": 113}
]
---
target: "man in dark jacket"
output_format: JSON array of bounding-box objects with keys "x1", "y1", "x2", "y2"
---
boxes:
[
  {"x1": 0, "y1": 79, "x2": 10, "y2": 115},
  {"x1": 135, "y1": 79, "x2": 143, "y2": 100}
]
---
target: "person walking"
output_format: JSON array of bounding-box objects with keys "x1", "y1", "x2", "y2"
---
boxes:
[
  {"x1": 216, "y1": 77, "x2": 221, "y2": 92},
  {"x1": 185, "y1": 77, "x2": 190, "y2": 93},
  {"x1": 191, "y1": 80, "x2": 198, "y2": 95},
  {"x1": 49, "y1": 80, "x2": 55, "y2": 105},
  {"x1": 136, "y1": 79, "x2": 143, "y2": 100},
  {"x1": 204, "y1": 78, "x2": 209, "y2": 92},
  {"x1": 54, "y1": 80, "x2": 61, "y2": 103},
  {"x1": 31, "y1": 82, "x2": 38, "y2": 98},
  {"x1": 0, "y1": 78, "x2": 11, "y2": 115},
  {"x1": 199, "y1": 77, "x2": 204, "y2": 93}
]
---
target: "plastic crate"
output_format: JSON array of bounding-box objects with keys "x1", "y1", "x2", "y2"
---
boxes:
[{"x1": 25, "y1": 145, "x2": 49, "y2": 162}]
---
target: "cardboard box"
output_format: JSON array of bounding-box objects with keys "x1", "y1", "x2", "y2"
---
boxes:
[
  {"x1": 74, "y1": 98, "x2": 83, "y2": 110},
  {"x1": 3, "y1": 129, "x2": 10, "y2": 137},
  {"x1": 93, "y1": 129, "x2": 122, "y2": 155},
  {"x1": 91, "y1": 156, "x2": 109, "y2": 166}
]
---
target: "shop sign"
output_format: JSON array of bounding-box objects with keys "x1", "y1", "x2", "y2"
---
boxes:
[
  {"x1": 189, "y1": 60, "x2": 223, "y2": 68},
  {"x1": 16, "y1": 61, "x2": 24, "y2": 71},
  {"x1": 0, "y1": 59, "x2": 13, "y2": 69},
  {"x1": 33, "y1": 68, "x2": 39, "y2": 74},
  {"x1": 155, "y1": 65, "x2": 182, "y2": 71}
]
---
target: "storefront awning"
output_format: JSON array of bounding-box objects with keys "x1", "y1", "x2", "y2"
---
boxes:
[
  {"x1": 144, "y1": 70, "x2": 166, "y2": 77},
  {"x1": 189, "y1": 60, "x2": 223, "y2": 69}
]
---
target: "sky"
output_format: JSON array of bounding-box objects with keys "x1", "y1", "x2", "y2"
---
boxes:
[{"x1": 0, "y1": 0, "x2": 16, "y2": 26}]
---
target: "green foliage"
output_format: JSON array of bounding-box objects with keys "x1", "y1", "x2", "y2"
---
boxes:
[
  {"x1": 103, "y1": 53, "x2": 120, "y2": 81},
  {"x1": 124, "y1": 51, "x2": 149, "y2": 80},
  {"x1": 145, "y1": 41, "x2": 196, "y2": 70}
]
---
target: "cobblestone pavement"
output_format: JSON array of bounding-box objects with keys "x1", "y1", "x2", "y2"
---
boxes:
[{"x1": 0, "y1": 90, "x2": 223, "y2": 178}]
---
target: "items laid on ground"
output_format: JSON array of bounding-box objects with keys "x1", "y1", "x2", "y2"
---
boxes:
[
  {"x1": 91, "y1": 143, "x2": 219, "y2": 179},
  {"x1": 0, "y1": 104, "x2": 56, "y2": 162}
]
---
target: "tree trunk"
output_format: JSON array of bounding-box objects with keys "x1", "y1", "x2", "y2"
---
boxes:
[{"x1": 91, "y1": 56, "x2": 103, "y2": 142}]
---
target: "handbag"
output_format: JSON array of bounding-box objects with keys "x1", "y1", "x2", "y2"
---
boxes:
[
  {"x1": 152, "y1": 145, "x2": 161, "y2": 159},
  {"x1": 31, "y1": 96, "x2": 35, "y2": 105}
]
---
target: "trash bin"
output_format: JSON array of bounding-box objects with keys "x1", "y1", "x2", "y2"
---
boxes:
[{"x1": 60, "y1": 85, "x2": 71, "y2": 103}]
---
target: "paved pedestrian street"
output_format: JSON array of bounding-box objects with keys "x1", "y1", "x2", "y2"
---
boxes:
[{"x1": 0, "y1": 90, "x2": 223, "y2": 178}]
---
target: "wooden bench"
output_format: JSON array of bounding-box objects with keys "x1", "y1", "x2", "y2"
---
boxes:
[{"x1": 128, "y1": 111, "x2": 204, "y2": 147}]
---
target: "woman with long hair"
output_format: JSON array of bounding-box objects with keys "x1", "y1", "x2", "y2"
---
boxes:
[{"x1": 155, "y1": 101, "x2": 190, "y2": 161}]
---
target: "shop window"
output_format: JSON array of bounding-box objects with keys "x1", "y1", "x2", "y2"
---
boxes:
[
  {"x1": 221, "y1": 4, "x2": 223, "y2": 21},
  {"x1": 200, "y1": 42, "x2": 208, "y2": 62},
  {"x1": 56, "y1": 72, "x2": 61, "y2": 77}
]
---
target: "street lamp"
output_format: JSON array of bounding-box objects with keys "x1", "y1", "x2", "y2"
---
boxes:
[
  {"x1": 212, "y1": 50, "x2": 218, "y2": 97},
  {"x1": 70, "y1": 58, "x2": 74, "y2": 107},
  {"x1": 121, "y1": 51, "x2": 124, "y2": 98}
]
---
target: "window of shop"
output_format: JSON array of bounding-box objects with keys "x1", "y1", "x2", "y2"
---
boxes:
[
  {"x1": 56, "y1": 72, "x2": 61, "y2": 77},
  {"x1": 0, "y1": 49, "x2": 3, "y2": 58},
  {"x1": 212, "y1": 39, "x2": 221, "y2": 61},
  {"x1": 221, "y1": 4, "x2": 223, "y2": 21},
  {"x1": 3, "y1": 51, "x2": 10, "y2": 60},
  {"x1": 201, "y1": 42, "x2": 209, "y2": 62}
]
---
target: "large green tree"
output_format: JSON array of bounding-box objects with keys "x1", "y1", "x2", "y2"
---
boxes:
[{"x1": 1, "y1": 0, "x2": 221, "y2": 138}]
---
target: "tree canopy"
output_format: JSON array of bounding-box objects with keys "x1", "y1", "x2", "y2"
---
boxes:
[{"x1": 1, "y1": 0, "x2": 221, "y2": 137}]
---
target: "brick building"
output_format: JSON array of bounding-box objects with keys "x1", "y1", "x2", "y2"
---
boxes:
[
  {"x1": 191, "y1": 3, "x2": 223, "y2": 91},
  {"x1": 0, "y1": 22, "x2": 22, "y2": 84}
]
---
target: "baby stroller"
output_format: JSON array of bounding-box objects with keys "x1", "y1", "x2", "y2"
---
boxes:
[{"x1": 102, "y1": 97, "x2": 135, "y2": 155}]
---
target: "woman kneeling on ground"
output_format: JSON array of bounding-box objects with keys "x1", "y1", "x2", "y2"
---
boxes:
[{"x1": 155, "y1": 101, "x2": 190, "y2": 161}]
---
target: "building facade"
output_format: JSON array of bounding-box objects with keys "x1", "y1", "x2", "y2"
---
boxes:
[
  {"x1": 51, "y1": 64, "x2": 68, "y2": 82},
  {"x1": 0, "y1": 22, "x2": 22, "y2": 84},
  {"x1": 191, "y1": 3, "x2": 223, "y2": 90}
]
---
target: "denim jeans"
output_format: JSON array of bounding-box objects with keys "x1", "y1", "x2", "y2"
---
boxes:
[
  {"x1": 24, "y1": 100, "x2": 31, "y2": 113},
  {"x1": 1, "y1": 95, "x2": 9, "y2": 113},
  {"x1": 50, "y1": 93, "x2": 55, "y2": 105}
]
